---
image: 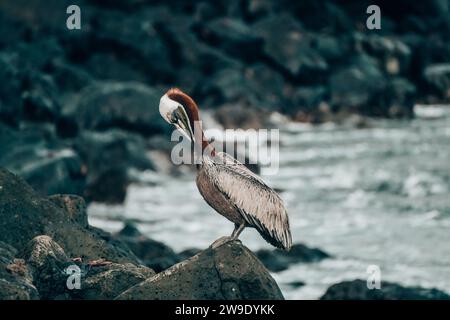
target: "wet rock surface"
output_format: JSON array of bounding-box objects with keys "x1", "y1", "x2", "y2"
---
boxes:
[
  {"x1": 117, "y1": 240, "x2": 284, "y2": 300},
  {"x1": 321, "y1": 279, "x2": 450, "y2": 300}
]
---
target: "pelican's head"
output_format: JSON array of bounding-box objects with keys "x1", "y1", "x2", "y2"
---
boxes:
[{"x1": 159, "y1": 89, "x2": 195, "y2": 141}]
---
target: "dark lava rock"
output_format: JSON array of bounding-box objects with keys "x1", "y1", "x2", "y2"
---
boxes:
[
  {"x1": 288, "y1": 0, "x2": 353, "y2": 33},
  {"x1": 114, "y1": 223, "x2": 181, "y2": 273},
  {"x1": 21, "y1": 235, "x2": 154, "y2": 300},
  {"x1": 0, "y1": 53, "x2": 26, "y2": 126},
  {"x1": 80, "y1": 7, "x2": 175, "y2": 82},
  {"x1": 200, "y1": 63, "x2": 287, "y2": 110},
  {"x1": 355, "y1": 33, "x2": 412, "y2": 76},
  {"x1": 50, "y1": 61, "x2": 93, "y2": 94},
  {"x1": 256, "y1": 243, "x2": 330, "y2": 272},
  {"x1": 74, "y1": 130, "x2": 155, "y2": 203},
  {"x1": 0, "y1": 241, "x2": 39, "y2": 300},
  {"x1": 116, "y1": 240, "x2": 284, "y2": 300},
  {"x1": 60, "y1": 82, "x2": 168, "y2": 136},
  {"x1": 423, "y1": 64, "x2": 450, "y2": 100},
  {"x1": 72, "y1": 262, "x2": 154, "y2": 300},
  {"x1": 0, "y1": 168, "x2": 138, "y2": 264},
  {"x1": 194, "y1": 18, "x2": 264, "y2": 62},
  {"x1": 370, "y1": 77, "x2": 416, "y2": 118},
  {"x1": 329, "y1": 54, "x2": 385, "y2": 112},
  {"x1": 328, "y1": 53, "x2": 415, "y2": 118},
  {"x1": 289, "y1": 86, "x2": 329, "y2": 122},
  {"x1": 20, "y1": 235, "x2": 73, "y2": 299},
  {"x1": 21, "y1": 72, "x2": 61, "y2": 123},
  {"x1": 321, "y1": 279, "x2": 450, "y2": 300},
  {"x1": 48, "y1": 194, "x2": 89, "y2": 228},
  {"x1": 254, "y1": 13, "x2": 329, "y2": 79},
  {"x1": 214, "y1": 104, "x2": 272, "y2": 130},
  {"x1": 177, "y1": 248, "x2": 202, "y2": 261},
  {"x1": 288, "y1": 281, "x2": 306, "y2": 288},
  {"x1": 0, "y1": 124, "x2": 86, "y2": 197}
]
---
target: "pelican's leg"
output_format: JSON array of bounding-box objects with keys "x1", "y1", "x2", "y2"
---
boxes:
[
  {"x1": 210, "y1": 236, "x2": 233, "y2": 249},
  {"x1": 231, "y1": 223, "x2": 245, "y2": 240},
  {"x1": 210, "y1": 224, "x2": 246, "y2": 249}
]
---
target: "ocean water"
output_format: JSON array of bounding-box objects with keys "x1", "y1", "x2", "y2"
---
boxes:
[{"x1": 89, "y1": 105, "x2": 450, "y2": 299}]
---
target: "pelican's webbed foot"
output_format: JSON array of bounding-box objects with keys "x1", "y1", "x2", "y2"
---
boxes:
[{"x1": 210, "y1": 236, "x2": 234, "y2": 249}]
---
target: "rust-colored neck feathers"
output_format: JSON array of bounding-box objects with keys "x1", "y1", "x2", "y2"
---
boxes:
[{"x1": 166, "y1": 88, "x2": 215, "y2": 156}]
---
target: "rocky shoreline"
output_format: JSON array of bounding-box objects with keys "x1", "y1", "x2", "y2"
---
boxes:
[
  {"x1": 1, "y1": 167, "x2": 448, "y2": 300},
  {"x1": 0, "y1": 0, "x2": 449, "y2": 300},
  {"x1": 0, "y1": 0, "x2": 449, "y2": 204}
]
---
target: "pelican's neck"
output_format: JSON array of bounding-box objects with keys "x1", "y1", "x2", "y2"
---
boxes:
[
  {"x1": 193, "y1": 120, "x2": 216, "y2": 160},
  {"x1": 166, "y1": 88, "x2": 216, "y2": 159}
]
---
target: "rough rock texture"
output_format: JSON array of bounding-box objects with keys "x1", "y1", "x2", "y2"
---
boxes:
[
  {"x1": 321, "y1": 279, "x2": 450, "y2": 300},
  {"x1": 0, "y1": 241, "x2": 39, "y2": 300},
  {"x1": 117, "y1": 241, "x2": 284, "y2": 300},
  {"x1": 21, "y1": 235, "x2": 155, "y2": 300},
  {"x1": 20, "y1": 235, "x2": 73, "y2": 299},
  {"x1": 0, "y1": 168, "x2": 138, "y2": 264},
  {"x1": 114, "y1": 223, "x2": 182, "y2": 273},
  {"x1": 71, "y1": 262, "x2": 155, "y2": 300}
]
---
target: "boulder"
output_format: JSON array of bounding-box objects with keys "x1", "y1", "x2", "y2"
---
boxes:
[
  {"x1": 20, "y1": 235, "x2": 73, "y2": 299},
  {"x1": 199, "y1": 63, "x2": 287, "y2": 110},
  {"x1": 256, "y1": 243, "x2": 330, "y2": 272},
  {"x1": 423, "y1": 64, "x2": 450, "y2": 100},
  {"x1": 0, "y1": 124, "x2": 86, "y2": 197},
  {"x1": 355, "y1": 33, "x2": 412, "y2": 76},
  {"x1": 114, "y1": 223, "x2": 181, "y2": 273},
  {"x1": 329, "y1": 54, "x2": 385, "y2": 113},
  {"x1": 254, "y1": 13, "x2": 329, "y2": 79},
  {"x1": 0, "y1": 241, "x2": 39, "y2": 300},
  {"x1": 0, "y1": 53, "x2": 25, "y2": 126},
  {"x1": 214, "y1": 104, "x2": 271, "y2": 130},
  {"x1": 60, "y1": 82, "x2": 168, "y2": 136},
  {"x1": 0, "y1": 168, "x2": 138, "y2": 264},
  {"x1": 287, "y1": 0, "x2": 353, "y2": 33},
  {"x1": 194, "y1": 18, "x2": 264, "y2": 62},
  {"x1": 116, "y1": 240, "x2": 284, "y2": 300},
  {"x1": 21, "y1": 235, "x2": 155, "y2": 300},
  {"x1": 321, "y1": 279, "x2": 450, "y2": 300},
  {"x1": 71, "y1": 262, "x2": 154, "y2": 300},
  {"x1": 288, "y1": 86, "x2": 328, "y2": 122},
  {"x1": 21, "y1": 72, "x2": 61, "y2": 123},
  {"x1": 73, "y1": 130, "x2": 155, "y2": 203},
  {"x1": 369, "y1": 77, "x2": 416, "y2": 118}
]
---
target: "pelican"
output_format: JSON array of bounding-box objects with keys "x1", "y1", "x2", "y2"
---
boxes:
[{"x1": 159, "y1": 88, "x2": 292, "y2": 250}]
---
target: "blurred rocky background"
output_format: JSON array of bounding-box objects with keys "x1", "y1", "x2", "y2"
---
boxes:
[
  {"x1": 0, "y1": 0, "x2": 448, "y2": 201},
  {"x1": 0, "y1": 0, "x2": 449, "y2": 300}
]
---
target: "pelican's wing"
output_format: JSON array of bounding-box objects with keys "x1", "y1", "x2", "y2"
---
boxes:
[{"x1": 210, "y1": 152, "x2": 292, "y2": 250}]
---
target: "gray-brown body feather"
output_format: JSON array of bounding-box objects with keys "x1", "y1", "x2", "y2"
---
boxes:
[{"x1": 196, "y1": 152, "x2": 292, "y2": 250}]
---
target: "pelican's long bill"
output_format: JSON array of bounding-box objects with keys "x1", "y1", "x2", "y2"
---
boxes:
[{"x1": 159, "y1": 93, "x2": 194, "y2": 141}]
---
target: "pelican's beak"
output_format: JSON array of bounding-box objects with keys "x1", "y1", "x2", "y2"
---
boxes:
[
  {"x1": 159, "y1": 94, "x2": 194, "y2": 141},
  {"x1": 173, "y1": 106, "x2": 194, "y2": 141}
]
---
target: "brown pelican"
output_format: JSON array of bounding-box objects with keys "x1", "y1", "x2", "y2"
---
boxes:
[{"x1": 159, "y1": 88, "x2": 292, "y2": 250}]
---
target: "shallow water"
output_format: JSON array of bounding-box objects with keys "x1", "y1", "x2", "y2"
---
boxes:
[{"x1": 89, "y1": 105, "x2": 450, "y2": 299}]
